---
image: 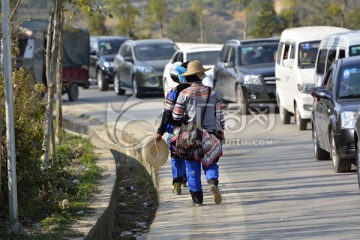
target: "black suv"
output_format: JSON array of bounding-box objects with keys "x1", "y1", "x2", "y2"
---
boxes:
[
  {"x1": 312, "y1": 56, "x2": 360, "y2": 173},
  {"x1": 89, "y1": 36, "x2": 130, "y2": 91},
  {"x1": 113, "y1": 38, "x2": 178, "y2": 97},
  {"x1": 213, "y1": 38, "x2": 279, "y2": 114}
]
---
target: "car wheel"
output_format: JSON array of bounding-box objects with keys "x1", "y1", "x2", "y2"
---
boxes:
[
  {"x1": 132, "y1": 77, "x2": 143, "y2": 98},
  {"x1": 295, "y1": 104, "x2": 307, "y2": 130},
  {"x1": 236, "y1": 85, "x2": 248, "y2": 115},
  {"x1": 82, "y1": 81, "x2": 90, "y2": 89},
  {"x1": 331, "y1": 131, "x2": 351, "y2": 173},
  {"x1": 67, "y1": 83, "x2": 79, "y2": 101},
  {"x1": 114, "y1": 74, "x2": 125, "y2": 95},
  {"x1": 313, "y1": 126, "x2": 329, "y2": 160},
  {"x1": 279, "y1": 104, "x2": 291, "y2": 124},
  {"x1": 97, "y1": 71, "x2": 108, "y2": 91}
]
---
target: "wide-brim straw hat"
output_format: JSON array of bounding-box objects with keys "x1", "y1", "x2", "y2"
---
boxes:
[
  {"x1": 180, "y1": 60, "x2": 211, "y2": 76},
  {"x1": 142, "y1": 137, "x2": 169, "y2": 168}
]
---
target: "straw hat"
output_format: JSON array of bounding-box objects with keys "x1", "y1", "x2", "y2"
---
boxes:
[
  {"x1": 180, "y1": 60, "x2": 211, "y2": 76},
  {"x1": 142, "y1": 137, "x2": 169, "y2": 168}
]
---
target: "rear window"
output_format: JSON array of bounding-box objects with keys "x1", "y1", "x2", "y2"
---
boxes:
[
  {"x1": 298, "y1": 41, "x2": 319, "y2": 68},
  {"x1": 239, "y1": 42, "x2": 278, "y2": 66},
  {"x1": 349, "y1": 45, "x2": 360, "y2": 57},
  {"x1": 187, "y1": 51, "x2": 220, "y2": 65},
  {"x1": 134, "y1": 44, "x2": 177, "y2": 61}
]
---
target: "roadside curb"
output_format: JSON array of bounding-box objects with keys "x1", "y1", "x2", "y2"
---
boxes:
[{"x1": 62, "y1": 107, "x2": 160, "y2": 240}]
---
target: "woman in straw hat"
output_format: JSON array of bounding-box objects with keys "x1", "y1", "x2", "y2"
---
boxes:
[
  {"x1": 155, "y1": 62, "x2": 191, "y2": 195},
  {"x1": 172, "y1": 60, "x2": 225, "y2": 206}
]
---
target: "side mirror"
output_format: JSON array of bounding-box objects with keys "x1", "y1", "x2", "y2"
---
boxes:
[
  {"x1": 283, "y1": 59, "x2": 294, "y2": 68},
  {"x1": 313, "y1": 88, "x2": 332, "y2": 100}
]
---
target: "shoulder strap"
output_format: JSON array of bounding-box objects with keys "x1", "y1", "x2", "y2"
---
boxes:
[{"x1": 200, "y1": 87, "x2": 211, "y2": 126}]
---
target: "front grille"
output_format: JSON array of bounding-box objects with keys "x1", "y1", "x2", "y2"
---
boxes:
[{"x1": 348, "y1": 142, "x2": 356, "y2": 152}]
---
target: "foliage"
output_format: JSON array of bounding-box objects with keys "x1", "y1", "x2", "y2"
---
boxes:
[
  {"x1": 250, "y1": 0, "x2": 280, "y2": 38},
  {"x1": 0, "y1": 131, "x2": 101, "y2": 239},
  {"x1": 87, "y1": 13, "x2": 109, "y2": 35},
  {"x1": 167, "y1": 10, "x2": 199, "y2": 42},
  {"x1": 148, "y1": 0, "x2": 167, "y2": 38},
  {"x1": 105, "y1": 0, "x2": 140, "y2": 38}
]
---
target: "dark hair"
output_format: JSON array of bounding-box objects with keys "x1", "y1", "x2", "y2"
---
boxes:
[
  {"x1": 181, "y1": 61, "x2": 190, "y2": 68},
  {"x1": 186, "y1": 74, "x2": 201, "y2": 82}
]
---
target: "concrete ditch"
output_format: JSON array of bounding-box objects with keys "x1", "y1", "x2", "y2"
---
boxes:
[{"x1": 63, "y1": 110, "x2": 161, "y2": 240}]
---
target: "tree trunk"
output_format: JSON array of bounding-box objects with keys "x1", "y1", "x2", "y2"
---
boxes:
[
  {"x1": 55, "y1": 1, "x2": 64, "y2": 145},
  {"x1": 42, "y1": 0, "x2": 60, "y2": 166},
  {"x1": 0, "y1": 102, "x2": 2, "y2": 200}
]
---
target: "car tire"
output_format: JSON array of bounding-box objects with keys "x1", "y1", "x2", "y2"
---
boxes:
[
  {"x1": 97, "y1": 71, "x2": 108, "y2": 91},
  {"x1": 279, "y1": 104, "x2": 291, "y2": 124},
  {"x1": 114, "y1": 74, "x2": 125, "y2": 95},
  {"x1": 295, "y1": 104, "x2": 307, "y2": 130},
  {"x1": 132, "y1": 77, "x2": 143, "y2": 98},
  {"x1": 82, "y1": 81, "x2": 90, "y2": 89},
  {"x1": 67, "y1": 83, "x2": 79, "y2": 101},
  {"x1": 331, "y1": 131, "x2": 351, "y2": 173},
  {"x1": 236, "y1": 85, "x2": 248, "y2": 115},
  {"x1": 313, "y1": 126, "x2": 329, "y2": 160}
]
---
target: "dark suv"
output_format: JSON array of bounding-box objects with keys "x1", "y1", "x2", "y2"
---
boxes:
[
  {"x1": 113, "y1": 38, "x2": 178, "y2": 97},
  {"x1": 213, "y1": 38, "x2": 279, "y2": 114},
  {"x1": 312, "y1": 56, "x2": 360, "y2": 173},
  {"x1": 89, "y1": 36, "x2": 130, "y2": 91}
]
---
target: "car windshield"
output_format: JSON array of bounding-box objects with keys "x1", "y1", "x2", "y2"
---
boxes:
[
  {"x1": 349, "y1": 45, "x2": 360, "y2": 57},
  {"x1": 239, "y1": 42, "x2": 278, "y2": 66},
  {"x1": 298, "y1": 41, "x2": 319, "y2": 69},
  {"x1": 135, "y1": 44, "x2": 177, "y2": 61},
  {"x1": 99, "y1": 39, "x2": 126, "y2": 55},
  {"x1": 187, "y1": 51, "x2": 220, "y2": 65},
  {"x1": 338, "y1": 65, "x2": 360, "y2": 99}
]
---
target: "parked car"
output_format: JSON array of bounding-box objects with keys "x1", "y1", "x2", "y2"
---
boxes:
[
  {"x1": 213, "y1": 38, "x2": 279, "y2": 114},
  {"x1": 113, "y1": 38, "x2": 178, "y2": 97},
  {"x1": 311, "y1": 56, "x2": 360, "y2": 173},
  {"x1": 276, "y1": 26, "x2": 349, "y2": 130},
  {"x1": 315, "y1": 30, "x2": 360, "y2": 87},
  {"x1": 89, "y1": 36, "x2": 130, "y2": 91},
  {"x1": 162, "y1": 46, "x2": 221, "y2": 96},
  {"x1": 354, "y1": 112, "x2": 360, "y2": 188}
]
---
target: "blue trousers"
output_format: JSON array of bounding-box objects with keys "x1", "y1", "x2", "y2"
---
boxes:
[
  {"x1": 172, "y1": 157, "x2": 186, "y2": 180},
  {"x1": 185, "y1": 160, "x2": 219, "y2": 192}
]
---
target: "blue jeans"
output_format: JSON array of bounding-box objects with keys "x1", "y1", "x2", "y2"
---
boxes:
[
  {"x1": 185, "y1": 160, "x2": 219, "y2": 192},
  {"x1": 172, "y1": 157, "x2": 186, "y2": 180}
]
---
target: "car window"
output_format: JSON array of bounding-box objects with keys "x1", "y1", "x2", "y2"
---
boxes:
[
  {"x1": 120, "y1": 44, "x2": 132, "y2": 58},
  {"x1": 316, "y1": 49, "x2": 327, "y2": 75},
  {"x1": 298, "y1": 41, "x2": 319, "y2": 68},
  {"x1": 324, "y1": 69, "x2": 334, "y2": 92},
  {"x1": 134, "y1": 43, "x2": 177, "y2": 61},
  {"x1": 240, "y1": 42, "x2": 278, "y2": 66},
  {"x1": 338, "y1": 65, "x2": 360, "y2": 98},
  {"x1": 276, "y1": 42, "x2": 284, "y2": 65},
  {"x1": 219, "y1": 46, "x2": 229, "y2": 62},
  {"x1": 349, "y1": 45, "x2": 360, "y2": 57},
  {"x1": 99, "y1": 39, "x2": 127, "y2": 55},
  {"x1": 326, "y1": 50, "x2": 336, "y2": 72},
  {"x1": 187, "y1": 51, "x2": 220, "y2": 65}
]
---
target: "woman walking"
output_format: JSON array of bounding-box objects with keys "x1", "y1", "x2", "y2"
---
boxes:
[{"x1": 172, "y1": 60, "x2": 225, "y2": 206}]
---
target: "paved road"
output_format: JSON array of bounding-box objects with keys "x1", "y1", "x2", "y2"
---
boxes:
[{"x1": 63, "y1": 86, "x2": 360, "y2": 239}]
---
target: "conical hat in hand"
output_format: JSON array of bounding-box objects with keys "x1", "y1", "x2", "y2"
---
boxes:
[{"x1": 142, "y1": 137, "x2": 169, "y2": 168}]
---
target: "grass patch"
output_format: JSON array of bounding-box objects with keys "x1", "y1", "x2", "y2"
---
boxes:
[{"x1": 0, "y1": 132, "x2": 101, "y2": 239}]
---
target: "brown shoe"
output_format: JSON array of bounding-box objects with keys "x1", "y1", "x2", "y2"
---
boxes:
[{"x1": 210, "y1": 185, "x2": 222, "y2": 204}]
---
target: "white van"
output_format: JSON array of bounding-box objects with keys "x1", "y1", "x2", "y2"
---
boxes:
[
  {"x1": 315, "y1": 30, "x2": 360, "y2": 86},
  {"x1": 275, "y1": 26, "x2": 350, "y2": 130}
]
